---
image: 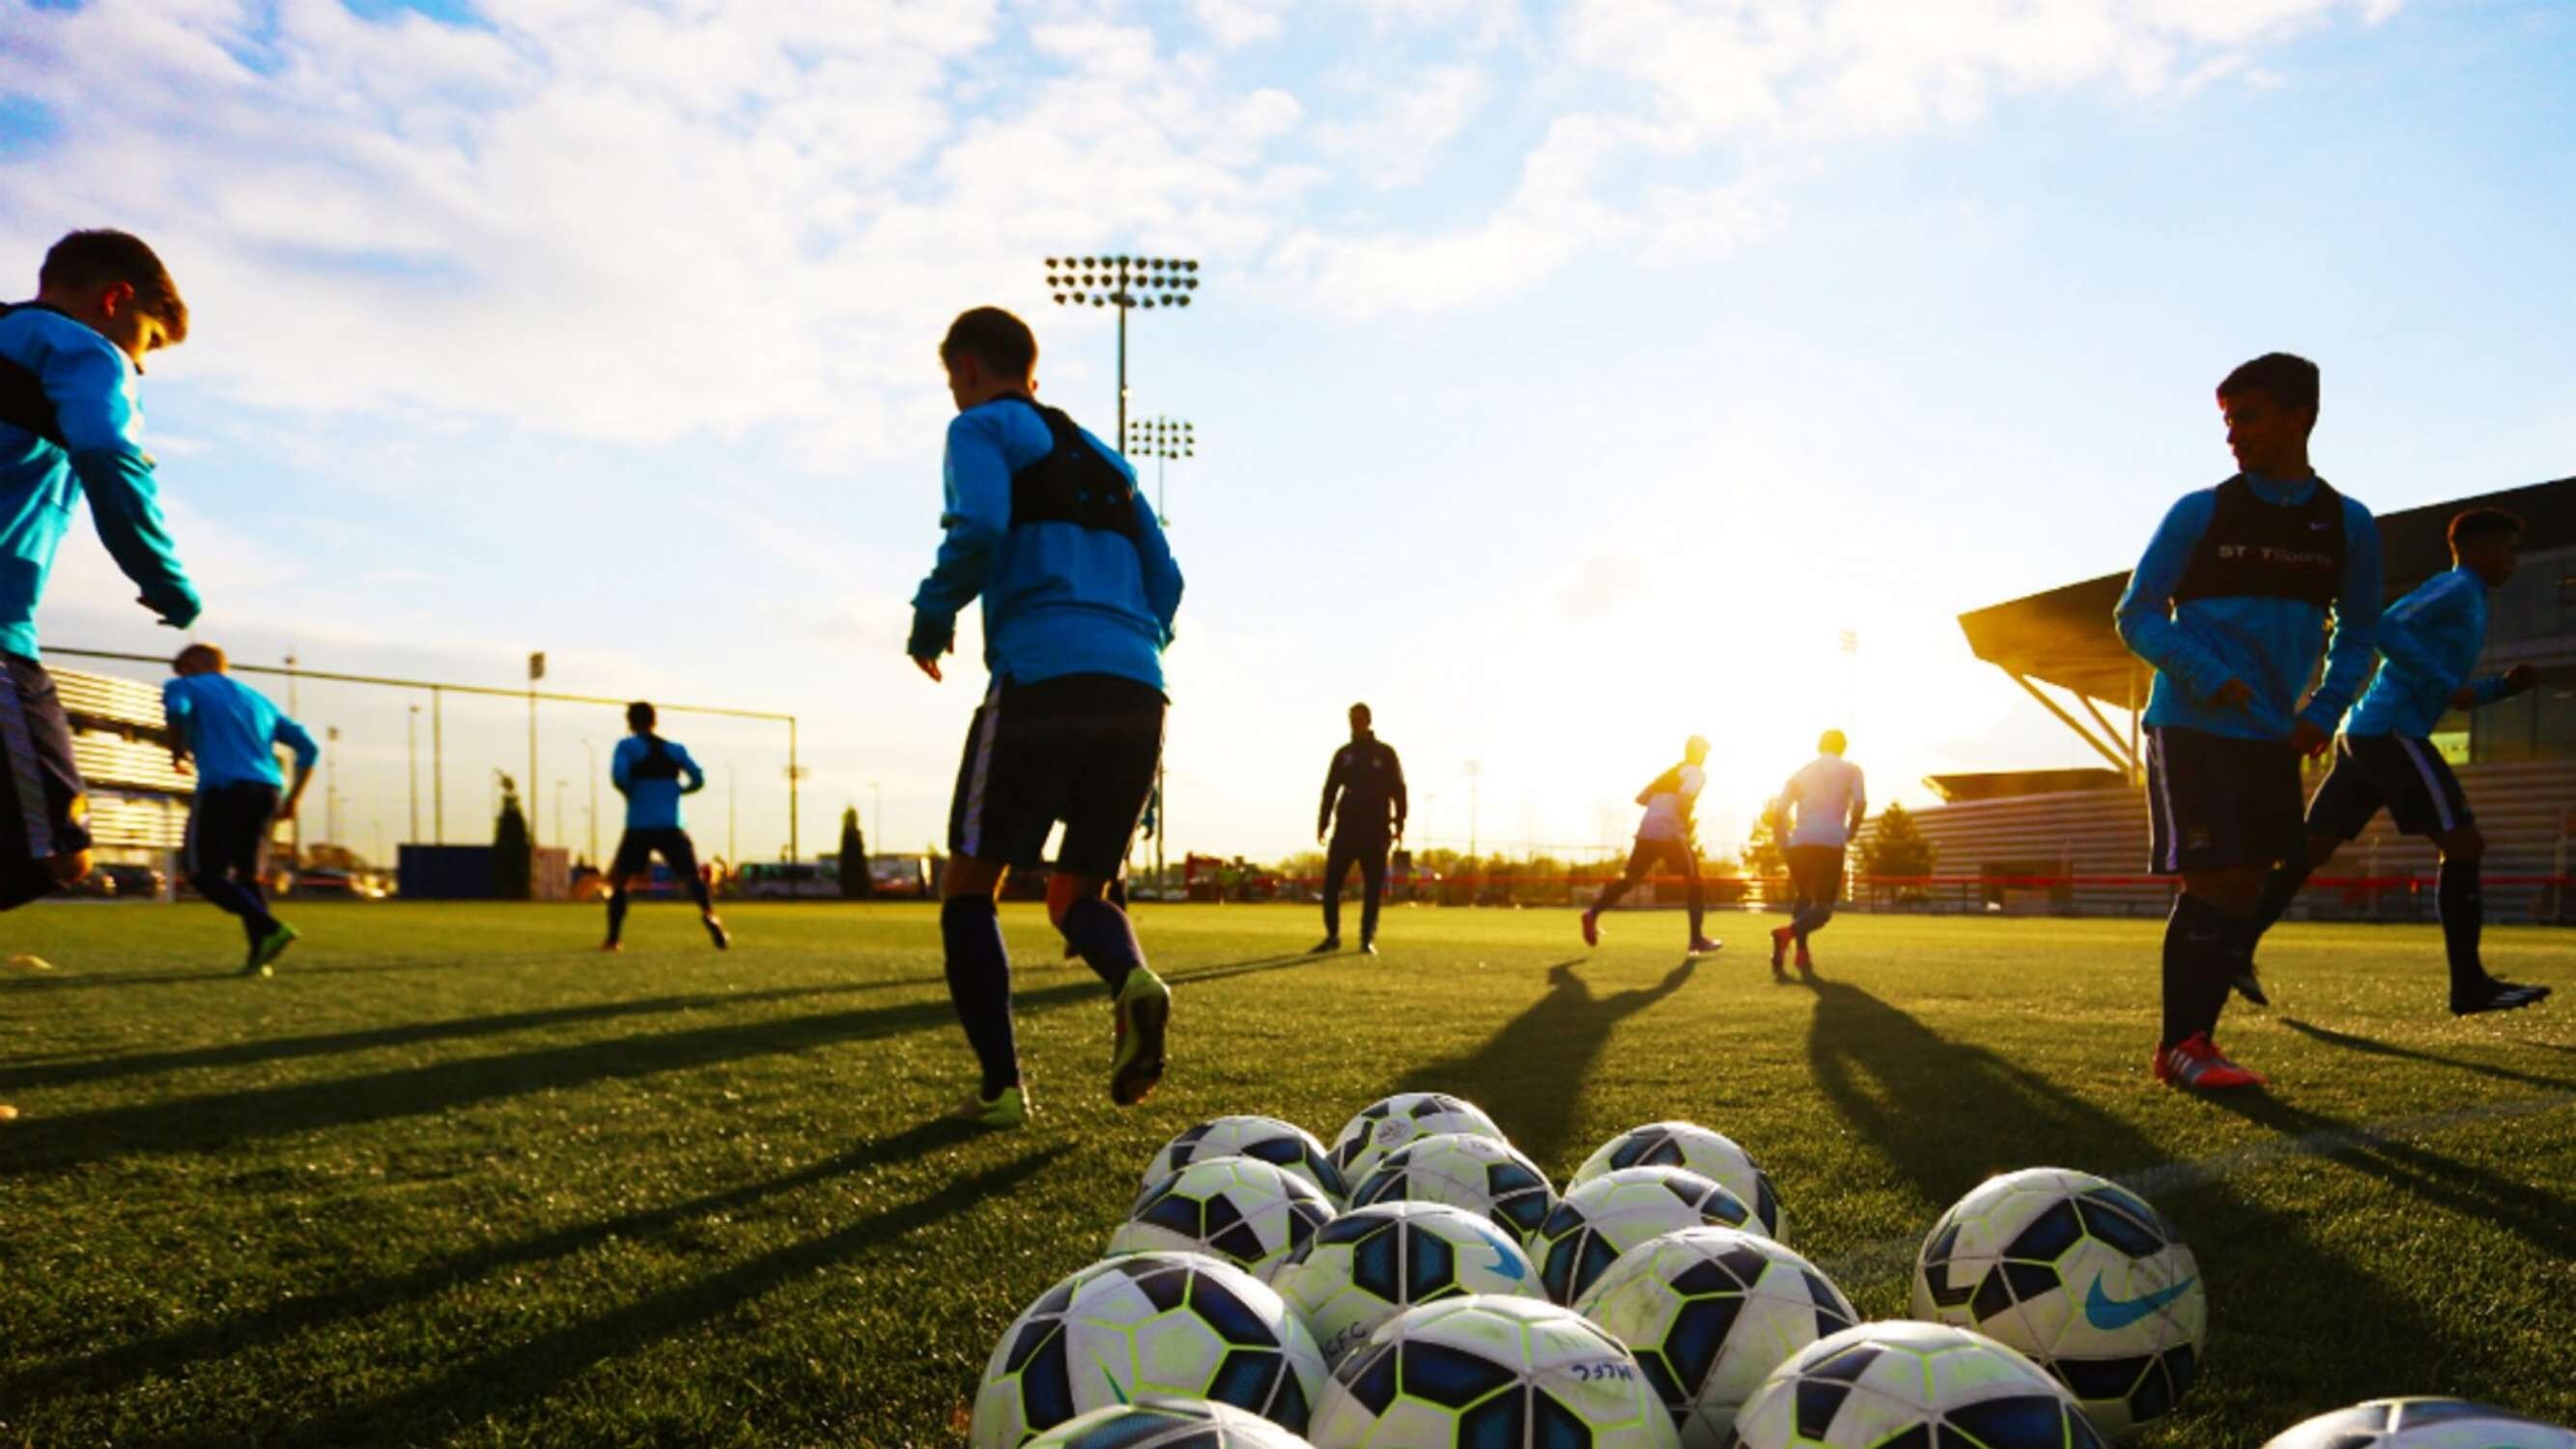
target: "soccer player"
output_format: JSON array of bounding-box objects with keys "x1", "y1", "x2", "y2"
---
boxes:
[
  {"x1": 1312, "y1": 701, "x2": 1406, "y2": 955},
  {"x1": 2241, "y1": 507, "x2": 2552, "y2": 1015},
  {"x1": 911, "y1": 306, "x2": 1184, "y2": 1128},
  {"x1": 0, "y1": 230, "x2": 201, "y2": 913},
  {"x1": 1768, "y1": 729, "x2": 1867, "y2": 980},
  {"x1": 602, "y1": 701, "x2": 728, "y2": 952},
  {"x1": 1580, "y1": 735, "x2": 1722, "y2": 956},
  {"x1": 2116, "y1": 352, "x2": 2381, "y2": 1092},
  {"x1": 164, "y1": 644, "x2": 315, "y2": 974}
]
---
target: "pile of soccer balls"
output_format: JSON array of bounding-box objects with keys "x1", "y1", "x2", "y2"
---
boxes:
[{"x1": 970, "y1": 1093, "x2": 2573, "y2": 1448}]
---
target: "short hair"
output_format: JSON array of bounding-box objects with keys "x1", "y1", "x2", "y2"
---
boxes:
[
  {"x1": 173, "y1": 642, "x2": 225, "y2": 673},
  {"x1": 2449, "y1": 506, "x2": 2524, "y2": 550},
  {"x1": 1819, "y1": 728, "x2": 1848, "y2": 755},
  {"x1": 1349, "y1": 701, "x2": 1372, "y2": 722},
  {"x1": 626, "y1": 700, "x2": 656, "y2": 730},
  {"x1": 2217, "y1": 353, "x2": 2319, "y2": 418},
  {"x1": 940, "y1": 306, "x2": 1036, "y2": 379},
  {"x1": 42, "y1": 230, "x2": 187, "y2": 342}
]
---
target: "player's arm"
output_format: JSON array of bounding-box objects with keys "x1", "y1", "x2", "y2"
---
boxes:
[
  {"x1": 1389, "y1": 748, "x2": 1408, "y2": 839},
  {"x1": 47, "y1": 343, "x2": 198, "y2": 628},
  {"x1": 274, "y1": 718, "x2": 320, "y2": 822},
  {"x1": 160, "y1": 680, "x2": 195, "y2": 772},
  {"x1": 2113, "y1": 494, "x2": 2239, "y2": 706},
  {"x1": 1131, "y1": 489, "x2": 1184, "y2": 647},
  {"x1": 1848, "y1": 769, "x2": 1868, "y2": 838},
  {"x1": 2477, "y1": 663, "x2": 2543, "y2": 706},
  {"x1": 908, "y1": 411, "x2": 1013, "y2": 680},
  {"x1": 2299, "y1": 498, "x2": 2385, "y2": 736},
  {"x1": 1318, "y1": 747, "x2": 1345, "y2": 841},
  {"x1": 676, "y1": 745, "x2": 706, "y2": 795},
  {"x1": 610, "y1": 740, "x2": 635, "y2": 797}
]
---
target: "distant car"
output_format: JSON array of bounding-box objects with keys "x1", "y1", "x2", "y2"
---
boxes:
[
  {"x1": 99, "y1": 863, "x2": 165, "y2": 899},
  {"x1": 867, "y1": 854, "x2": 932, "y2": 899},
  {"x1": 291, "y1": 867, "x2": 385, "y2": 899},
  {"x1": 737, "y1": 861, "x2": 839, "y2": 900}
]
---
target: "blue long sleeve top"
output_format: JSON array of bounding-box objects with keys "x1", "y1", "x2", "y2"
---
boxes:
[
  {"x1": 2114, "y1": 474, "x2": 2382, "y2": 742},
  {"x1": 2343, "y1": 566, "x2": 2514, "y2": 739},
  {"x1": 611, "y1": 733, "x2": 704, "y2": 830},
  {"x1": 0, "y1": 306, "x2": 200, "y2": 659},
  {"x1": 909, "y1": 398, "x2": 1182, "y2": 693},
  {"x1": 162, "y1": 673, "x2": 318, "y2": 789}
]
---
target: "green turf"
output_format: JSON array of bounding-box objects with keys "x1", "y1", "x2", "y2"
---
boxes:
[{"x1": 2, "y1": 901, "x2": 2570, "y2": 1447}]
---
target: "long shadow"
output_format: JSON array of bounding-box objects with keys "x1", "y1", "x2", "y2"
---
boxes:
[
  {"x1": 1398, "y1": 957, "x2": 1695, "y2": 1169},
  {"x1": 0, "y1": 957, "x2": 485, "y2": 993},
  {"x1": 1801, "y1": 979, "x2": 2510, "y2": 1422},
  {"x1": 6, "y1": 1117, "x2": 987, "y2": 1412},
  {"x1": 2279, "y1": 1017, "x2": 2576, "y2": 1094}
]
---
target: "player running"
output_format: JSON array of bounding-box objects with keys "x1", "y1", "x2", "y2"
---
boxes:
[
  {"x1": 602, "y1": 701, "x2": 729, "y2": 952},
  {"x1": 1580, "y1": 735, "x2": 1722, "y2": 956},
  {"x1": 2116, "y1": 353, "x2": 2381, "y2": 1092},
  {"x1": 2240, "y1": 507, "x2": 2552, "y2": 1015},
  {"x1": 1312, "y1": 701, "x2": 1406, "y2": 956},
  {"x1": 163, "y1": 644, "x2": 316, "y2": 975},
  {"x1": 911, "y1": 306, "x2": 1184, "y2": 1128},
  {"x1": 0, "y1": 231, "x2": 201, "y2": 914},
  {"x1": 1768, "y1": 729, "x2": 1866, "y2": 980}
]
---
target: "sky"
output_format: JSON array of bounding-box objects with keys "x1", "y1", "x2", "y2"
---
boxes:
[{"x1": 3, "y1": 0, "x2": 2572, "y2": 867}]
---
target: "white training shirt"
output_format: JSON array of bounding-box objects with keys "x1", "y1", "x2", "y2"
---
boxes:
[
  {"x1": 1635, "y1": 763, "x2": 1705, "y2": 843},
  {"x1": 1779, "y1": 755, "x2": 1867, "y2": 848}
]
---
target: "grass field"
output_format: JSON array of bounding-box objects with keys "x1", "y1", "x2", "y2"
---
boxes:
[{"x1": 2, "y1": 900, "x2": 2571, "y2": 1447}]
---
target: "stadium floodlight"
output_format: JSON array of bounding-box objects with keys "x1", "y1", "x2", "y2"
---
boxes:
[
  {"x1": 1041, "y1": 253, "x2": 1200, "y2": 456},
  {"x1": 1123, "y1": 415, "x2": 1194, "y2": 525}
]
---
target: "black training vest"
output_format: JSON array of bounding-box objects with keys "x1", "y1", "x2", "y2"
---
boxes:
[
  {"x1": 629, "y1": 735, "x2": 681, "y2": 781},
  {"x1": 2171, "y1": 474, "x2": 2346, "y2": 608},
  {"x1": 0, "y1": 301, "x2": 67, "y2": 447},
  {"x1": 992, "y1": 394, "x2": 1140, "y2": 540}
]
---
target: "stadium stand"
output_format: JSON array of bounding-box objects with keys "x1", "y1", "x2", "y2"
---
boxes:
[{"x1": 54, "y1": 666, "x2": 190, "y2": 865}]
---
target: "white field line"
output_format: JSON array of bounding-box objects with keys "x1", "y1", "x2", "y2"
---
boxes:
[{"x1": 1813, "y1": 1091, "x2": 2576, "y2": 1288}]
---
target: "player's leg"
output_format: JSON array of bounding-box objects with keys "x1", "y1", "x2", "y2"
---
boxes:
[
  {"x1": 2148, "y1": 728, "x2": 2275, "y2": 1090},
  {"x1": 1052, "y1": 676, "x2": 1172, "y2": 1106},
  {"x1": 941, "y1": 684, "x2": 1038, "y2": 1122},
  {"x1": 661, "y1": 832, "x2": 726, "y2": 949},
  {"x1": 602, "y1": 831, "x2": 646, "y2": 949},
  {"x1": 0, "y1": 654, "x2": 92, "y2": 911},
  {"x1": 1316, "y1": 837, "x2": 1354, "y2": 951},
  {"x1": 2241, "y1": 736, "x2": 2377, "y2": 1009},
  {"x1": 1357, "y1": 838, "x2": 1387, "y2": 952},
  {"x1": 229, "y1": 786, "x2": 295, "y2": 973},
  {"x1": 1681, "y1": 847, "x2": 1717, "y2": 954},
  {"x1": 1584, "y1": 842, "x2": 1655, "y2": 946}
]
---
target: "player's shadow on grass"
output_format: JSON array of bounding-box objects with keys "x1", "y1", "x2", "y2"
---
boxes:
[
  {"x1": 6, "y1": 1117, "x2": 1005, "y2": 1418},
  {"x1": 0, "y1": 956, "x2": 486, "y2": 993},
  {"x1": 1397, "y1": 957, "x2": 1695, "y2": 1169},
  {"x1": 2278, "y1": 1016, "x2": 2576, "y2": 1094}
]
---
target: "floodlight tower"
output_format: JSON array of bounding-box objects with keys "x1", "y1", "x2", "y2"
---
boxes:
[
  {"x1": 1124, "y1": 416, "x2": 1195, "y2": 526},
  {"x1": 1040, "y1": 255, "x2": 1199, "y2": 471}
]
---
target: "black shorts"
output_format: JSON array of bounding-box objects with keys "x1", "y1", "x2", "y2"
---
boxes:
[
  {"x1": 2145, "y1": 724, "x2": 2306, "y2": 874},
  {"x1": 186, "y1": 781, "x2": 279, "y2": 880},
  {"x1": 612, "y1": 827, "x2": 700, "y2": 882},
  {"x1": 1786, "y1": 844, "x2": 1846, "y2": 901},
  {"x1": 1621, "y1": 838, "x2": 1698, "y2": 881},
  {"x1": 948, "y1": 672, "x2": 1165, "y2": 879},
  {"x1": 2307, "y1": 733, "x2": 2475, "y2": 841},
  {"x1": 1, "y1": 652, "x2": 89, "y2": 868}
]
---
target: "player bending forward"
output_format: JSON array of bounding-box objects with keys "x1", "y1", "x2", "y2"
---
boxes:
[
  {"x1": 1769, "y1": 729, "x2": 1866, "y2": 980},
  {"x1": 1581, "y1": 735, "x2": 1722, "y2": 956},
  {"x1": 164, "y1": 644, "x2": 316, "y2": 975},
  {"x1": 2240, "y1": 506, "x2": 2552, "y2": 1016},
  {"x1": 911, "y1": 306, "x2": 1184, "y2": 1128},
  {"x1": 602, "y1": 701, "x2": 728, "y2": 952}
]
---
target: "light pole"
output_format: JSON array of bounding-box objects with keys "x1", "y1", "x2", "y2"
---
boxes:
[
  {"x1": 1041, "y1": 254, "x2": 1200, "y2": 484},
  {"x1": 870, "y1": 781, "x2": 882, "y2": 858},
  {"x1": 407, "y1": 705, "x2": 420, "y2": 843},
  {"x1": 1124, "y1": 416, "x2": 1194, "y2": 526},
  {"x1": 555, "y1": 779, "x2": 567, "y2": 852},
  {"x1": 1465, "y1": 759, "x2": 1482, "y2": 864},
  {"x1": 727, "y1": 762, "x2": 738, "y2": 864},
  {"x1": 325, "y1": 725, "x2": 341, "y2": 847},
  {"x1": 582, "y1": 737, "x2": 599, "y2": 867}
]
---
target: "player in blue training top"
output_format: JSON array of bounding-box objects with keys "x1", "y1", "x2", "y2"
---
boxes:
[
  {"x1": 164, "y1": 644, "x2": 317, "y2": 975},
  {"x1": 604, "y1": 700, "x2": 728, "y2": 952},
  {"x1": 2116, "y1": 352, "x2": 2382, "y2": 1092},
  {"x1": 0, "y1": 230, "x2": 202, "y2": 912},
  {"x1": 2240, "y1": 506, "x2": 2552, "y2": 1016},
  {"x1": 910, "y1": 305, "x2": 1184, "y2": 1129}
]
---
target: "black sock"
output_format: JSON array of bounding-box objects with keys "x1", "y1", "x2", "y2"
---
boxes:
[
  {"x1": 1686, "y1": 882, "x2": 1705, "y2": 941},
  {"x1": 606, "y1": 888, "x2": 629, "y2": 945},
  {"x1": 2439, "y1": 858, "x2": 2484, "y2": 991},
  {"x1": 941, "y1": 896, "x2": 1019, "y2": 1097},
  {"x1": 2250, "y1": 861, "x2": 2311, "y2": 941},
  {"x1": 2162, "y1": 895, "x2": 2240, "y2": 1049},
  {"x1": 1061, "y1": 896, "x2": 1144, "y2": 996},
  {"x1": 687, "y1": 878, "x2": 714, "y2": 915}
]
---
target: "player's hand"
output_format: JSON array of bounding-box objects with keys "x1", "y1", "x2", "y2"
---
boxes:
[
  {"x1": 2449, "y1": 683, "x2": 2481, "y2": 710},
  {"x1": 2208, "y1": 678, "x2": 2254, "y2": 710},
  {"x1": 276, "y1": 799, "x2": 299, "y2": 823},
  {"x1": 2288, "y1": 719, "x2": 2332, "y2": 757},
  {"x1": 913, "y1": 655, "x2": 944, "y2": 683},
  {"x1": 2504, "y1": 664, "x2": 2541, "y2": 696}
]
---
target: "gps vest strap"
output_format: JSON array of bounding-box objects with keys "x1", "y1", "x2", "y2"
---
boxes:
[
  {"x1": 2171, "y1": 474, "x2": 2346, "y2": 609},
  {"x1": 0, "y1": 302, "x2": 67, "y2": 447},
  {"x1": 994, "y1": 394, "x2": 1140, "y2": 540},
  {"x1": 630, "y1": 735, "x2": 681, "y2": 781}
]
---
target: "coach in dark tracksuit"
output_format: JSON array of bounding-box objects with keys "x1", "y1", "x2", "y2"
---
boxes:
[{"x1": 1312, "y1": 702, "x2": 1406, "y2": 955}]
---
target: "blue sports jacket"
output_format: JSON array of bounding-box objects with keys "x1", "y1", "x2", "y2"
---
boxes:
[
  {"x1": 0, "y1": 305, "x2": 199, "y2": 659},
  {"x1": 2343, "y1": 566, "x2": 2514, "y2": 739},
  {"x1": 2115, "y1": 473, "x2": 2382, "y2": 742},
  {"x1": 909, "y1": 397, "x2": 1182, "y2": 693},
  {"x1": 612, "y1": 733, "x2": 704, "y2": 830},
  {"x1": 163, "y1": 672, "x2": 319, "y2": 789}
]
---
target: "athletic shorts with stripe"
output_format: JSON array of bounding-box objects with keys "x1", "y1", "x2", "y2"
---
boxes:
[
  {"x1": 2144, "y1": 724, "x2": 2306, "y2": 874},
  {"x1": 1, "y1": 652, "x2": 90, "y2": 908},
  {"x1": 948, "y1": 672, "x2": 1165, "y2": 880},
  {"x1": 2306, "y1": 732, "x2": 2475, "y2": 841},
  {"x1": 611, "y1": 827, "x2": 700, "y2": 883}
]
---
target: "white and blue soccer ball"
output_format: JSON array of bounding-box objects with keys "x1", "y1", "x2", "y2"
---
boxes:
[
  {"x1": 1146, "y1": 1116, "x2": 1351, "y2": 1207},
  {"x1": 1729, "y1": 1321, "x2": 2107, "y2": 1449},
  {"x1": 1531, "y1": 1166, "x2": 1760, "y2": 1306},
  {"x1": 1911, "y1": 1168, "x2": 2203, "y2": 1437},
  {"x1": 1573, "y1": 1227, "x2": 1858, "y2": 1447},
  {"x1": 1572, "y1": 1122, "x2": 1787, "y2": 1242},
  {"x1": 1272, "y1": 1202, "x2": 1546, "y2": 1366},
  {"x1": 2261, "y1": 1399, "x2": 2576, "y2": 1448},
  {"x1": 1329, "y1": 1093, "x2": 1506, "y2": 1187},
  {"x1": 1309, "y1": 1294, "x2": 1681, "y2": 1449},
  {"x1": 1028, "y1": 1397, "x2": 1319, "y2": 1448},
  {"x1": 972, "y1": 1251, "x2": 1328, "y2": 1447},
  {"x1": 1348, "y1": 1131, "x2": 1558, "y2": 1244},
  {"x1": 1112, "y1": 1155, "x2": 1338, "y2": 1283}
]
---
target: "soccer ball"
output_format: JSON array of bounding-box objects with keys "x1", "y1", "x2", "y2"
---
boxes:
[
  {"x1": 1911, "y1": 1168, "x2": 2202, "y2": 1437},
  {"x1": 1146, "y1": 1116, "x2": 1351, "y2": 1206},
  {"x1": 1730, "y1": 1321, "x2": 2106, "y2": 1448},
  {"x1": 1028, "y1": 1397, "x2": 1319, "y2": 1448},
  {"x1": 1310, "y1": 1294, "x2": 1681, "y2": 1448},
  {"x1": 1572, "y1": 1227, "x2": 1858, "y2": 1447},
  {"x1": 1572, "y1": 1122, "x2": 1787, "y2": 1241},
  {"x1": 1329, "y1": 1093, "x2": 1506, "y2": 1186},
  {"x1": 971, "y1": 1251, "x2": 1328, "y2": 1447},
  {"x1": 1531, "y1": 1166, "x2": 1759, "y2": 1306},
  {"x1": 1272, "y1": 1202, "x2": 1546, "y2": 1366},
  {"x1": 2260, "y1": 1399, "x2": 2576, "y2": 1448},
  {"x1": 1349, "y1": 1132, "x2": 1558, "y2": 1243},
  {"x1": 1112, "y1": 1155, "x2": 1339, "y2": 1282}
]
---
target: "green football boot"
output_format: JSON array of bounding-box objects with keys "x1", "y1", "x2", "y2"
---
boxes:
[
  {"x1": 959, "y1": 1083, "x2": 1030, "y2": 1128},
  {"x1": 1109, "y1": 966, "x2": 1172, "y2": 1107}
]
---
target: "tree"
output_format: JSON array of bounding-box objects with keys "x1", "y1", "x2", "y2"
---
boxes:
[
  {"x1": 493, "y1": 774, "x2": 531, "y2": 900},
  {"x1": 1741, "y1": 806, "x2": 1789, "y2": 880},
  {"x1": 1856, "y1": 801, "x2": 1936, "y2": 879},
  {"x1": 838, "y1": 807, "x2": 870, "y2": 899}
]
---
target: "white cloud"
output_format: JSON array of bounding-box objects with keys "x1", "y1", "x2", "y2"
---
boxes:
[
  {"x1": 1310, "y1": 63, "x2": 1489, "y2": 188},
  {"x1": 1195, "y1": 0, "x2": 1295, "y2": 47}
]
